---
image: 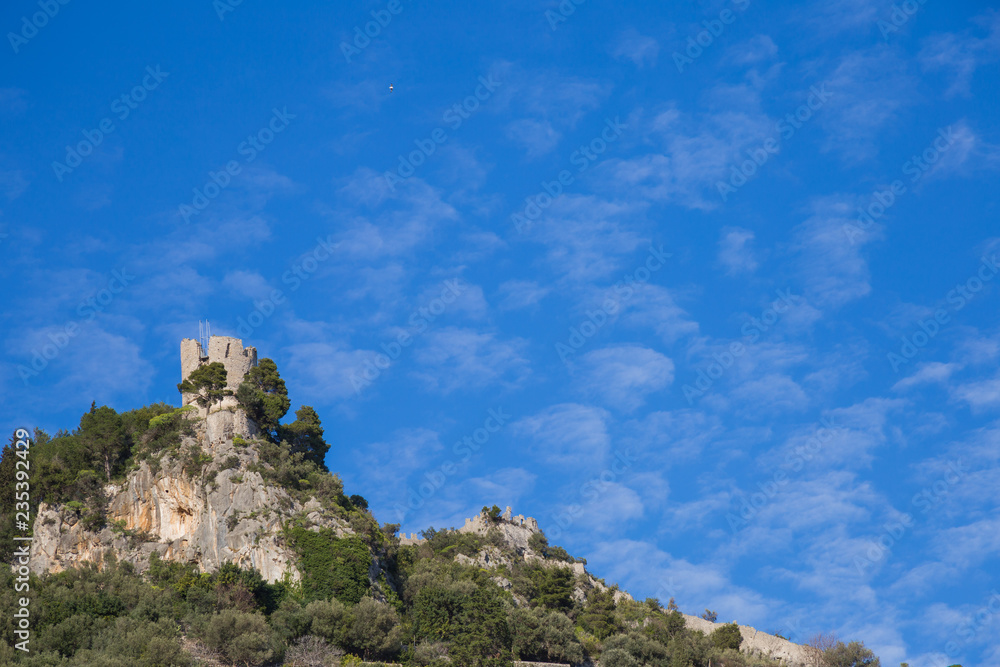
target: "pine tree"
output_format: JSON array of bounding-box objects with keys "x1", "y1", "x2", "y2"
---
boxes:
[
  {"x1": 79, "y1": 403, "x2": 127, "y2": 481},
  {"x1": 236, "y1": 358, "x2": 290, "y2": 437},
  {"x1": 177, "y1": 362, "x2": 231, "y2": 408},
  {"x1": 280, "y1": 406, "x2": 330, "y2": 470}
]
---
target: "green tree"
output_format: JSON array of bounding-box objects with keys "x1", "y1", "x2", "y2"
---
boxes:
[
  {"x1": 532, "y1": 565, "x2": 575, "y2": 611},
  {"x1": 341, "y1": 597, "x2": 402, "y2": 661},
  {"x1": 305, "y1": 597, "x2": 350, "y2": 646},
  {"x1": 236, "y1": 358, "x2": 290, "y2": 438},
  {"x1": 702, "y1": 608, "x2": 718, "y2": 622},
  {"x1": 449, "y1": 582, "x2": 512, "y2": 667},
  {"x1": 711, "y1": 622, "x2": 743, "y2": 650},
  {"x1": 279, "y1": 406, "x2": 330, "y2": 470},
  {"x1": 0, "y1": 436, "x2": 18, "y2": 563},
  {"x1": 602, "y1": 648, "x2": 641, "y2": 667},
  {"x1": 177, "y1": 362, "x2": 231, "y2": 408},
  {"x1": 202, "y1": 609, "x2": 273, "y2": 667},
  {"x1": 578, "y1": 588, "x2": 621, "y2": 640},
  {"x1": 822, "y1": 640, "x2": 881, "y2": 667},
  {"x1": 79, "y1": 403, "x2": 127, "y2": 481},
  {"x1": 509, "y1": 607, "x2": 583, "y2": 664}
]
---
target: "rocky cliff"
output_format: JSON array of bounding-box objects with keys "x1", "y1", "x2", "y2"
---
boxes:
[
  {"x1": 681, "y1": 614, "x2": 820, "y2": 666},
  {"x1": 29, "y1": 419, "x2": 352, "y2": 583}
]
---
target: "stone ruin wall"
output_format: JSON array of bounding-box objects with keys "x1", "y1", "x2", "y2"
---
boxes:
[{"x1": 180, "y1": 336, "x2": 259, "y2": 444}]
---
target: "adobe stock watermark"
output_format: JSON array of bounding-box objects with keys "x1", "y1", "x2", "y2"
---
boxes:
[
  {"x1": 888, "y1": 254, "x2": 999, "y2": 372},
  {"x1": 7, "y1": 0, "x2": 70, "y2": 54},
  {"x1": 234, "y1": 235, "x2": 338, "y2": 339},
  {"x1": 683, "y1": 289, "x2": 802, "y2": 404},
  {"x1": 934, "y1": 588, "x2": 1000, "y2": 664},
  {"x1": 11, "y1": 428, "x2": 32, "y2": 653},
  {"x1": 556, "y1": 244, "x2": 672, "y2": 364},
  {"x1": 853, "y1": 460, "x2": 965, "y2": 575},
  {"x1": 547, "y1": 449, "x2": 637, "y2": 540},
  {"x1": 351, "y1": 278, "x2": 465, "y2": 394},
  {"x1": 511, "y1": 116, "x2": 626, "y2": 234},
  {"x1": 52, "y1": 66, "x2": 169, "y2": 182},
  {"x1": 179, "y1": 107, "x2": 295, "y2": 224},
  {"x1": 716, "y1": 83, "x2": 832, "y2": 202},
  {"x1": 392, "y1": 407, "x2": 512, "y2": 522},
  {"x1": 17, "y1": 268, "x2": 135, "y2": 384},
  {"x1": 340, "y1": 0, "x2": 408, "y2": 63},
  {"x1": 876, "y1": 0, "x2": 928, "y2": 40},
  {"x1": 384, "y1": 74, "x2": 501, "y2": 191},
  {"x1": 726, "y1": 416, "x2": 838, "y2": 533},
  {"x1": 545, "y1": 0, "x2": 587, "y2": 30},
  {"x1": 213, "y1": 0, "x2": 245, "y2": 20},
  {"x1": 673, "y1": 0, "x2": 751, "y2": 73},
  {"x1": 843, "y1": 125, "x2": 961, "y2": 245}
]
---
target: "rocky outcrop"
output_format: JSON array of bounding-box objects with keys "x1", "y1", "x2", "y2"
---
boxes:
[
  {"x1": 29, "y1": 431, "x2": 351, "y2": 583},
  {"x1": 458, "y1": 507, "x2": 540, "y2": 550},
  {"x1": 681, "y1": 614, "x2": 820, "y2": 666}
]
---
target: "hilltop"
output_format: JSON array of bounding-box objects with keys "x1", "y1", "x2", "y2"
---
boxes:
[{"x1": 0, "y1": 337, "x2": 879, "y2": 667}]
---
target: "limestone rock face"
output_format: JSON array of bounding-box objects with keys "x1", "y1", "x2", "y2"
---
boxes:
[
  {"x1": 29, "y1": 434, "x2": 350, "y2": 583},
  {"x1": 458, "y1": 506, "x2": 540, "y2": 551},
  {"x1": 682, "y1": 614, "x2": 820, "y2": 666}
]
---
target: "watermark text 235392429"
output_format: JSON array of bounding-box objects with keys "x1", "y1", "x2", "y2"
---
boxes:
[{"x1": 12, "y1": 428, "x2": 34, "y2": 653}]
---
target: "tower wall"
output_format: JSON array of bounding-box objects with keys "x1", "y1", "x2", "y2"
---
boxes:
[{"x1": 180, "y1": 335, "x2": 259, "y2": 442}]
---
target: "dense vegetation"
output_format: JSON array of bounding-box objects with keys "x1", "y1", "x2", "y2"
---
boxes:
[
  {"x1": 1, "y1": 360, "x2": 890, "y2": 666},
  {"x1": 1, "y1": 517, "x2": 884, "y2": 666}
]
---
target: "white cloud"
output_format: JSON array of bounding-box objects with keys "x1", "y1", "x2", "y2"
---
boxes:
[
  {"x1": 283, "y1": 340, "x2": 374, "y2": 401},
  {"x1": 222, "y1": 270, "x2": 275, "y2": 301},
  {"x1": 466, "y1": 467, "x2": 538, "y2": 504},
  {"x1": 504, "y1": 118, "x2": 561, "y2": 159},
  {"x1": 729, "y1": 35, "x2": 778, "y2": 65},
  {"x1": 357, "y1": 427, "x2": 443, "y2": 482},
  {"x1": 512, "y1": 403, "x2": 611, "y2": 467},
  {"x1": 496, "y1": 280, "x2": 550, "y2": 310},
  {"x1": 577, "y1": 344, "x2": 674, "y2": 412},
  {"x1": 731, "y1": 373, "x2": 810, "y2": 414},
  {"x1": 412, "y1": 327, "x2": 529, "y2": 393},
  {"x1": 610, "y1": 29, "x2": 659, "y2": 67},
  {"x1": 619, "y1": 284, "x2": 700, "y2": 344},
  {"x1": 791, "y1": 196, "x2": 876, "y2": 309},
  {"x1": 532, "y1": 195, "x2": 647, "y2": 284},
  {"x1": 817, "y1": 47, "x2": 917, "y2": 162},
  {"x1": 717, "y1": 226, "x2": 759, "y2": 275},
  {"x1": 892, "y1": 362, "x2": 961, "y2": 392},
  {"x1": 596, "y1": 105, "x2": 773, "y2": 210},
  {"x1": 951, "y1": 372, "x2": 1000, "y2": 412},
  {"x1": 920, "y1": 11, "x2": 1000, "y2": 98}
]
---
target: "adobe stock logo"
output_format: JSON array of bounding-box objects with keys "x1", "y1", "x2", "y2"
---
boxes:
[{"x1": 7, "y1": 0, "x2": 71, "y2": 54}]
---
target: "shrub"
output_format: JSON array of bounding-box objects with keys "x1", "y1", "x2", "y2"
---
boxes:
[
  {"x1": 202, "y1": 609, "x2": 273, "y2": 666},
  {"x1": 287, "y1": 528, "x2": 372, "y2": 604},
  {"x1": 601, "y1": 647, "x2": 642, "y2": 667},
  {"x1": 180, "y1": 445, "x2": 212, "y2": 479},
  {"x1": 821, "y1": 640, "x2": 881, "y2": 667},
  {"x1": 712, "y1": 622, "x2": 743, "y2": 650},
  {"x1": 341, "y1": 598, "x2": 402, "y2": 661},
  {"x1": 284, "y1": 634, "x2": 342, "y2": 667}
]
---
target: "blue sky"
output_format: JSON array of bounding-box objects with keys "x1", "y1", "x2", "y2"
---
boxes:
[{"x1": 2, "y1": 0, "x2": 999, "y2": 664}]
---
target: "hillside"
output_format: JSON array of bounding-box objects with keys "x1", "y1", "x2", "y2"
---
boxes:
[{"x1": 0, "y1": 337, "x2": 878, "y2": 667}]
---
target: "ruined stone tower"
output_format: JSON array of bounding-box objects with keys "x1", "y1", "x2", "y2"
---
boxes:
[{"x1": 180, "y1": 336, "x2": 259, "y2": 443}]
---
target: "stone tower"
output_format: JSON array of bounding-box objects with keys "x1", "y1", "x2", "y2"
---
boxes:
[{"x1": 180, "y1": 335, "x2": 259, "y2": 443}]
